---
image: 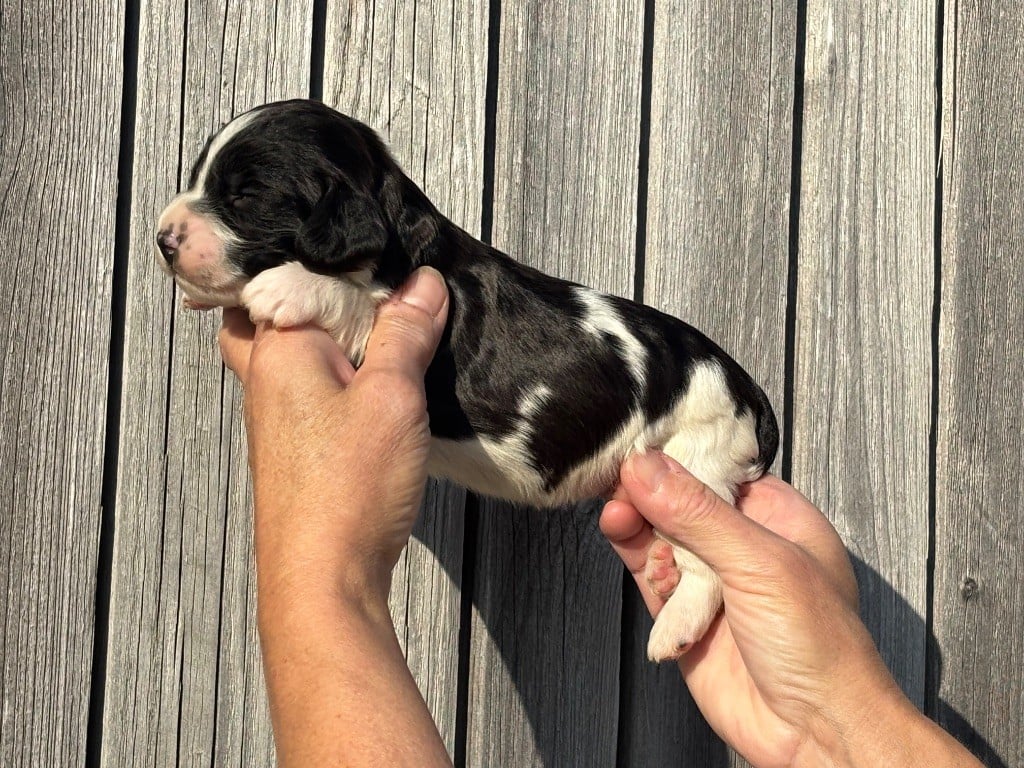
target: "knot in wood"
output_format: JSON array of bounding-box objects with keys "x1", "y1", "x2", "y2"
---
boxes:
[{"x1": 960, "y1": 576, "x2": 979, "y2": 601}]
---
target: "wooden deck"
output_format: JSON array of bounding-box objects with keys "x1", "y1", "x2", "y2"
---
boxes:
[{"x1": 1, "y1": 1, "x2": 1021, "y2": 765}]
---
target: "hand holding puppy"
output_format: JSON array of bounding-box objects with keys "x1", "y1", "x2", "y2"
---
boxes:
[
  {"x1": 219, "y1": 267, "x2": 453, "y2": 767},
  {"x1": 220, "y1": 266, "x2": 448, "y2": 598},
  {"x1": 602, "y1": 454, "x2": 982, "y2": 768}
]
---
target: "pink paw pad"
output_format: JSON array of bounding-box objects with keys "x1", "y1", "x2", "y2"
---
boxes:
[{"x1": 644, "y1": 540, "x2": 681, "y2": 598}]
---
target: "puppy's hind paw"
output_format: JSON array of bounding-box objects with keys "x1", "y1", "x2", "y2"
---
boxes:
[
  {"x1": 646, "y1": 611, "x2": 700, "y2": 662},
  {"x1": 644, "y1": 539, "x2": 681, "y2": 598},
  {"x1": 645, "y1": 576, "x2": 721, "y2": 662}
]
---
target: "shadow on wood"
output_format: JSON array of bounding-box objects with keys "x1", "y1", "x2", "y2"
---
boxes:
[
  {"x1": 408, "y1": 505, "x2": 1010, "y2": 767},
  {"x1": 852, "y1": 554, "x2": 1006, "y2": 768}
]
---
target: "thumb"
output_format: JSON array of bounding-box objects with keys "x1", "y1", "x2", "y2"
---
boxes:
[
  {"x1": 620, "y1": 451, "x2": 778, "y2": 577},
  {"x1": 360, "y1": 266, "x2": 449, "y2": 379}
]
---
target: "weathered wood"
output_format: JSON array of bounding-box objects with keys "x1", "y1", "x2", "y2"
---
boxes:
[
  {"x1": 466, "y1": 3, "x2": 643, "y2": 765},
  {"x1": 321, "y1": 0, "x2": 488, "y2": 755},
  {"x1": 101, "y1": 3, "x2": 312, "y2": 765},
  {"x1": 934, "y1": 4, "x2": 1024, "y2": 765},
  {"x1": 794, "y1": 0, "x2": 934, "y2": 709},
  {"x1": 633, "y1": 1, "x2": 796, "y2": 764},
  {"x1": 9, "y1": 1, "x2": 1024, "y2": 763},
  {"x1": 0, "y1": 2, "x2": 123, "y2": 766}
]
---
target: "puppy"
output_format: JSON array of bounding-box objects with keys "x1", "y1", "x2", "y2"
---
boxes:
[{"x1": 156, "y1": 99, "x2": 778, "y2": 661}]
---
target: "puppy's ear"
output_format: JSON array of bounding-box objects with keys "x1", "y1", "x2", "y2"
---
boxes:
[{"x1": 295, "y1": 178, "x2": 388, "y2": 269}]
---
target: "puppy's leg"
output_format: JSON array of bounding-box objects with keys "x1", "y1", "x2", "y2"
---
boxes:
[
  {"x1": 240, "y1": 261, "x2": 388, "y2": 365},
  {"x1": 646, "y1": 541, "x2": 723, "y2": 661},
  {"x1": 645, "y1": 466, "x2": 734, "y2": 662}
]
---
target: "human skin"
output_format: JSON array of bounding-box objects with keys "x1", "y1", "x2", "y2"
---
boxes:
[
  {"x1": 219, "y1": 266, "x2": 454, "y2": 767},
  {"x1": 601, "y1": 454, "x2": 983, "y2": 767},
  {"x1": 220, "y1": 265, "x2": 981, "y2": 767}
]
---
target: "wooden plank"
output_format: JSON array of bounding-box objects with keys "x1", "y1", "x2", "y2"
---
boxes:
[
  {"x1": 321, "y1": 0, "x2": 488, "y2": 755},
  {"x1": 632, "y1": 1, "x2": 796, "y2": 765},
  {"x1": 466, "y1": 3, "x2": 643, "y2": 765},
  {"x1": 794, "y1": 0, "x2": 934, "y2": 711},
  {"x1": 100, "y1": 2, "x2": 311, "y2": 765},
  {"x1": 934, "y1": 3, "x2": 1024, "y2": 764},
  {"x1": 0, "y1": 2, "x2": 123, "y2": 765}
]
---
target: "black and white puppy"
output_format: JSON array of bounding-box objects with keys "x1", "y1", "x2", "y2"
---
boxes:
[{"x1": 156, "y1": 99, "x2": 778, "y2": 661}]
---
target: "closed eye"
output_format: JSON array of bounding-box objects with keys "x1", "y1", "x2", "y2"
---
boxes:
[{"x1": 227, "y1": 188, "x2": 258, "y2": 209}]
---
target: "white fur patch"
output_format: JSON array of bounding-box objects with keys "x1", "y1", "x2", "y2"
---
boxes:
[
  {"x1": 192, "y1": 110, "x2": 260, "y2": 192},
  {"x1": 574, "y1": 287, "x2": 647, "y2": 386},
  {"x1": 427, "y1": 360, "x2": 758, "y2": 507},
  {"x1": 240, "y1": 261, "x2": 390, "y2": 366}
]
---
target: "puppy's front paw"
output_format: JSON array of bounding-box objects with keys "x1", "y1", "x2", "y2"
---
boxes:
[
  {"x1": 240, "y1": 262, "x2": 316, "y2": 328},
  {"x1": 646, "y1": 566, "x2": 722, "y2": 662},
  {"x1": 644, "y1": 538, "x2": 681, "y2": 598}
]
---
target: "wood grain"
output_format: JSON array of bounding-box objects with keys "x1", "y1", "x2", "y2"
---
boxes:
[
  {"x1": 321, "y1": 0, "x2": 488, "y2": 754},
  {"x1": 0, "y1": 2, "x2": 123, "y2": 765},
  {"x1": 792, "y1": 0, "x2": 935, "y2": 709},
  {"x1": 466, "y1": 2, "x2": 642, "y2": 765},
  {"x1": 9, "y1": 1, "x2": 1023, "y2": 762},
  {"x1": 632, "y1": 1, "x2": 796, "y2": 764},
  {"x1": 934, "y1": 3, "x2": 1024, "y2": 765},
  {"x1": 100, "y1": 2, "x2": 312, "y2": 765}
]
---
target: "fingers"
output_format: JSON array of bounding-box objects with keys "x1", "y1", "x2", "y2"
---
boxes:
[
  {"x1": 359, "y1": 267, "x2": 448, "y2": 381},
  {"x1": 619, "y1": 451, "x2": 785, "y2": 578},
  {"x1": 599, "y1": 499, "x2": 652, "y2": 573},
  {"x1": 219, "y1": 308, "x2": 256, "y2": 381},
  {"x1": 599, "y1": 500, "x2": 666, "y2": 617},
  {"x1": 247, "y1": 323, "x2": 356, "y2": 397}
]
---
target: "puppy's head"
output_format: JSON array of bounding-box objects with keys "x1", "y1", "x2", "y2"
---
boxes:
[{"x1": 155, "y1": 99, "x2": 412, "y2": 308}]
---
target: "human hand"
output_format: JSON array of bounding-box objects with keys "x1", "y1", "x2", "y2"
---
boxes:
[
  {"x1": 601, "y1": 452, "x2": 979, "y2": 768},
  {"x1": 219, "y1": 266, "x2": 449, "y2": 601},
  {"x1": 220, "y1": 266, "x2": 453, "y2": 767}
]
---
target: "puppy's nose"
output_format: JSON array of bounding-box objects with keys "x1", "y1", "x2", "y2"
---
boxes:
[{"x1": 157, "y1": 229, "x2": 180, "y2": 263}]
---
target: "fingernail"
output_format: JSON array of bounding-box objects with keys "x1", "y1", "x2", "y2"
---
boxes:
[
  {"x1": 631, "y1": 451, "x2": 671, "y2": 492},
  {"x1": 399, "y1": 266, "x2": 447, "y2": 317}
]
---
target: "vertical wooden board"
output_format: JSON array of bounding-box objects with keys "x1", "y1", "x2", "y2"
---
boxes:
[
  {"x1": 100, "y1": 3, "x2": 184, "y2": 761},
  {"x1": 322, "y1": 0, "x2": 487, "y2": 754},
  {"x1": 470, "y1": 502, "x2": 621, "y2": 766},
  {"x1": 635, "y1": 2, "x2": 795, "y2": 764},
  {"x1": 102, "y1": 2, "x2": 311, "y2": 765},
  {"x1": 0, "y1": 2, "x2": 123, "y2": 765},
  {"x1": 935, "y1": 4, "x2": 1024, "y2": 764},
  {"x1": 467, "y1": 3, "x2": 642, "y2": 765},
  {"x1": 794, "y1": 0, "x2": 933, "y2": 707}
]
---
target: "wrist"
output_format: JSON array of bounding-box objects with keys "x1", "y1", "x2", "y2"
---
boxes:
[
  {"x1": 801, "y1": 673, "x2": 981, "y2": 768},
  {"x1": 798, "y1": 678, "x2": 913, "y2": 767},
  {"x1": 257, "y1": 548, "x2": 391, "y2": 608},
  {"x1": 253, "y1": 508, "x2": 394, "y2": 605},
  {"x1": 256, "y1": 560, "x2": 395, "y2": 653}
]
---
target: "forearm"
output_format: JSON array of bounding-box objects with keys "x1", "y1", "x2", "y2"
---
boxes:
[{"x1": 257, "y1": 561, "x2": 451, "y2": 767}]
